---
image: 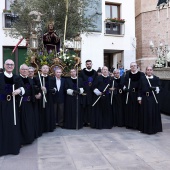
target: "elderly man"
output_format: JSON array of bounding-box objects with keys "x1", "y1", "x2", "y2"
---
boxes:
[
  {"x1": 123, "y1": 62, "x2": 144, "y2": 130},
  {"x1": 0, "y1": 59, "x2": 25, "y2": 156},
  {"x1": 28, "y1": 66, "x2": 41, "y2": 138},
  {"x1": 64, "y1": 68, "x2": 84, "y2": 129},
  {"x1": 35, "y1": 65, "x2": 56, "y2": 132},
  {"x1": 111, "y1": 69, "x2": 125, "y2": 127},
  {"x1": 19, "y1": 64, "x2": 35, "y2": 145},
  {"x1": 138, "y1": 66, "x2": 162, "y2": 134},
  {"x1": 91, "y1": 66, "x2": 113, "y2": 129},
  {"x1": 53, "y1": 67, "x2": 65, "y2": 127}
]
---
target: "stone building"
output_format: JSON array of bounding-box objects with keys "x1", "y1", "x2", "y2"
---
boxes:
[{"x1": 135, "y1": 0, "x2": 170, "y2": 71}]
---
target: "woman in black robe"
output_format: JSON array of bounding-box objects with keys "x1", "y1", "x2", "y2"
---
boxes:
[
  {"x1": 64, "y1": 69, "x2": 84, "y2": 129},
  {"x1": 0, "y1": 59, "x2": 24, "y2": 156},
  {"x1": 138, "y1": 66, "x2": 162, "y2": 134},
  {"x1": 91, "y1": 66, "x2": 113, "y2": 129}
]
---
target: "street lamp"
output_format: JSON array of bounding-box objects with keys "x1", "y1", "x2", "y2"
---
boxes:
[{"x1": 74, "y1": 35, "x2": 82, "y2": 56}]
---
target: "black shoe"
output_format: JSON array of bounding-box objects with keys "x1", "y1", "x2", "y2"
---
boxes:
[{"x1": 84, "y1": 123, "x2": 89, "y2": 127}]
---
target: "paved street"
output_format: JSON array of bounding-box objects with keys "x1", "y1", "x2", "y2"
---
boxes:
[{"x1": 1, "y1": 114, "x2": 170, "y2": 170}]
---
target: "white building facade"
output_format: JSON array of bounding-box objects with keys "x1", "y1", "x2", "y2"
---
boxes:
[{"x1": 0, "y1": 0, "x2": 135, "y2": 72}]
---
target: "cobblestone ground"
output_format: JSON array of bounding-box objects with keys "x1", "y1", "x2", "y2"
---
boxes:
[{"x1": 1, "y1": 114, "x2": 170, "y2": 170}]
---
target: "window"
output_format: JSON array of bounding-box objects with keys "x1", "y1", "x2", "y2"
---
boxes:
[
  {"x1": 105, "y1": 3, "x2": 120, "y2": 19},
  {"x1": 105, "y1": 3, "x2": 124, "y2": 35},
  {"x1": 4, "y1": 13, "x2": 18, "y2": 28}
]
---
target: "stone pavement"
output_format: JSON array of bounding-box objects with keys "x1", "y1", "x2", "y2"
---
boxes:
[{"x1": 1, "y1": 114, "x2": 170, "y2": 170}]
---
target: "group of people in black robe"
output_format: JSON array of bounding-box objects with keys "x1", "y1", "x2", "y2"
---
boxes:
[{"x1": 0, "y1": 59, "x2": 162, "y2": 157}]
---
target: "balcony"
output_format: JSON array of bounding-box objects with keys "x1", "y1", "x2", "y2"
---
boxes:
[
  {"x1": 2, "y1": 13, "x2": 18, "y2": 28},
  {"x1": 104, "y1": 20, "x2": 125, "y2": 36}
]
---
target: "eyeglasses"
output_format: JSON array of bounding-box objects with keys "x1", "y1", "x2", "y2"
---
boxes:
[{"x1": 6, "y1": 64, "x2": 14, "y2": 67}]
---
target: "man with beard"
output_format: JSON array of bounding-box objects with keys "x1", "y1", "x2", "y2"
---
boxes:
[
  {"x1": 19, "y1": 64, "x2": 35, "y2": 145},
  {"x1": 79, "y1": 60, "x2": 97, "y2": 126},
  {"x1": 0, "y1": 59, "x2": 25, "y2": 156},
  {"x1": 111, "y1": 69, "x2": 125, "y2": 127},
  {"x1": 91, "y1": 66, "x2": 113, "y2": 129},
  {"x1": 123, "y1": 62, "x2": 144, "y2": 130},
  {"x1": 138, "y1": 66, "x2": 162, "y2": 134}
]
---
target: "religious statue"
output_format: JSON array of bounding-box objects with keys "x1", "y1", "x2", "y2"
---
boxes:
[{"x1": 43, "y1": 22, "x2": 60, "y2": 53}]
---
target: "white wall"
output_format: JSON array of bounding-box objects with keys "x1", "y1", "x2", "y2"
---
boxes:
[{"x1": 81, "y1": 0, "x2": 136, "y2": 70}]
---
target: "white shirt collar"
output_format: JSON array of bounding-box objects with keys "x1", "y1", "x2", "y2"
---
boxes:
[
  {"x1": 71, "y1": 76, "x2": 77, "y2": 79},
  {"x1": 20, "y1": 74, "x2": 28, "y2": 78},
  {"x1": 114, "y1": 76, "x2": 120, "y2": 79},
  {"x1": 41, "y1": 74, "x2": 48, "y2": 77},
  {"x1": 56, "y1": 77, "x2": 61, "y2": 80},
  {"x1": 4, "y1": 71, "x2": 13, "y2": 78},
  {"x1": 146, "y1": 75, "x2": 153, "y2": 79},
  {"x1": 131, "y1": 70, "x2": 138, "y2": 74},
  {"x1": 102, "y1": 74, "x2": 108, "y2": 78},
  {"x1": 85, "y1": 68, "x2": 92, "y2": 72}
]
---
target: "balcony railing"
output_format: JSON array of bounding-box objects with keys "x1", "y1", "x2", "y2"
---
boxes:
[
  {"x1": 104, "y1": 21, "x2": 125, "y2": 35},
  {"x1": 3, "y1": 13, "x2": 18, "y2": 28}
]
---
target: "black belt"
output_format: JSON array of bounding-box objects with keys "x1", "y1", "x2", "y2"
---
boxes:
[
  {"x1": 144, "y1": 92, "x2": 153, "y2": 97},
  {"x1": 131, "y1": 88, "x2": 138, "y2": 92},
  {"x1": 0, "y1": 94, "x2": 12, "y2": 101}
]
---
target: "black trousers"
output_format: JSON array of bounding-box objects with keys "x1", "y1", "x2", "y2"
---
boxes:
[{"x1": 54, "y1": 102, "x2": 64, "y2": 126}]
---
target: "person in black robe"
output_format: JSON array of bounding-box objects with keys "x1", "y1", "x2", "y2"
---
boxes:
[
  {"x1": 91, "y1": 66, "x2": 113, "y2": 129},
  {"x1": 79, "y1": 60, "x2": 98, "y2": 126},
  {"x1": 111, "y1": 69, "x2": 125, "y2": 127},
  {"x1": 19, "y1": 64, "x2": 35, "y2": 145},
  {"x1": 64, "y1": 68, "x2": 84, "y2": 129},
  {"x1": 123, "y1": 62, "x2": 144, "y2": 130},
  {"x1": 35, "y1": 65, "x2": 56, "y2": 133},
  {"x1": 28, "y1": 66, "x2": 41, "y2": 138},
  {"x1": 138, "y1": 66, "x2": 162, "y2": 134},
  {"x1": 0, "y1": 59, "x2": 25, "y2": 156}
]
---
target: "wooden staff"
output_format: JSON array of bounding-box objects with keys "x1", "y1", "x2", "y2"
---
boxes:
[
  {"x1": 146, "y1": 77, "x2": 158, "y2": 104},
  {"x1": 111, "y1": 80, "x2": 114, "y2": 105},
  {"x1": 38, "y1": 71, "x2": 47, "y2": 104},
  {"x1": 126, "y1": 78, "x2": 131, "y2": 104},
  {"x1": 92, "y1": 84, "x2": 110, "y2": 107},
  {"x1": 12, "y1": 84, "x2": 16, "y2": 125}
]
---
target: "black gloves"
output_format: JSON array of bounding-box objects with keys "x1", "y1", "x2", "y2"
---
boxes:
[
  {"x1": 149, "y1": 86, "x2": 156, "y2": 90},
  {"x1": 73, "y1": 90, "x2": 79, "y2": 95}
]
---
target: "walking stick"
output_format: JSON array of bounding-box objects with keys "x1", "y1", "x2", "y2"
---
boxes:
[
  {"x1": 38, "y1": 71, "x2": 47, "y2": 106},
  {"x1": 126, "y1": 78, "x2": 131, "y2": 104},
  {"x1": 76, "y1": 65, "x2": 79, "y2": 130},
  {"x1": 111, "y1": 80, "x2": 114, "y2": 105},
  {"x1": 92, "y1": 84, "x2": 110, "y2": 107},
  {"x1": 146, "y1": 77, "x2": 158, "y2": 104},
  {"x1": 12, "y1": 84, "x2": 16, "y2": 125}
]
